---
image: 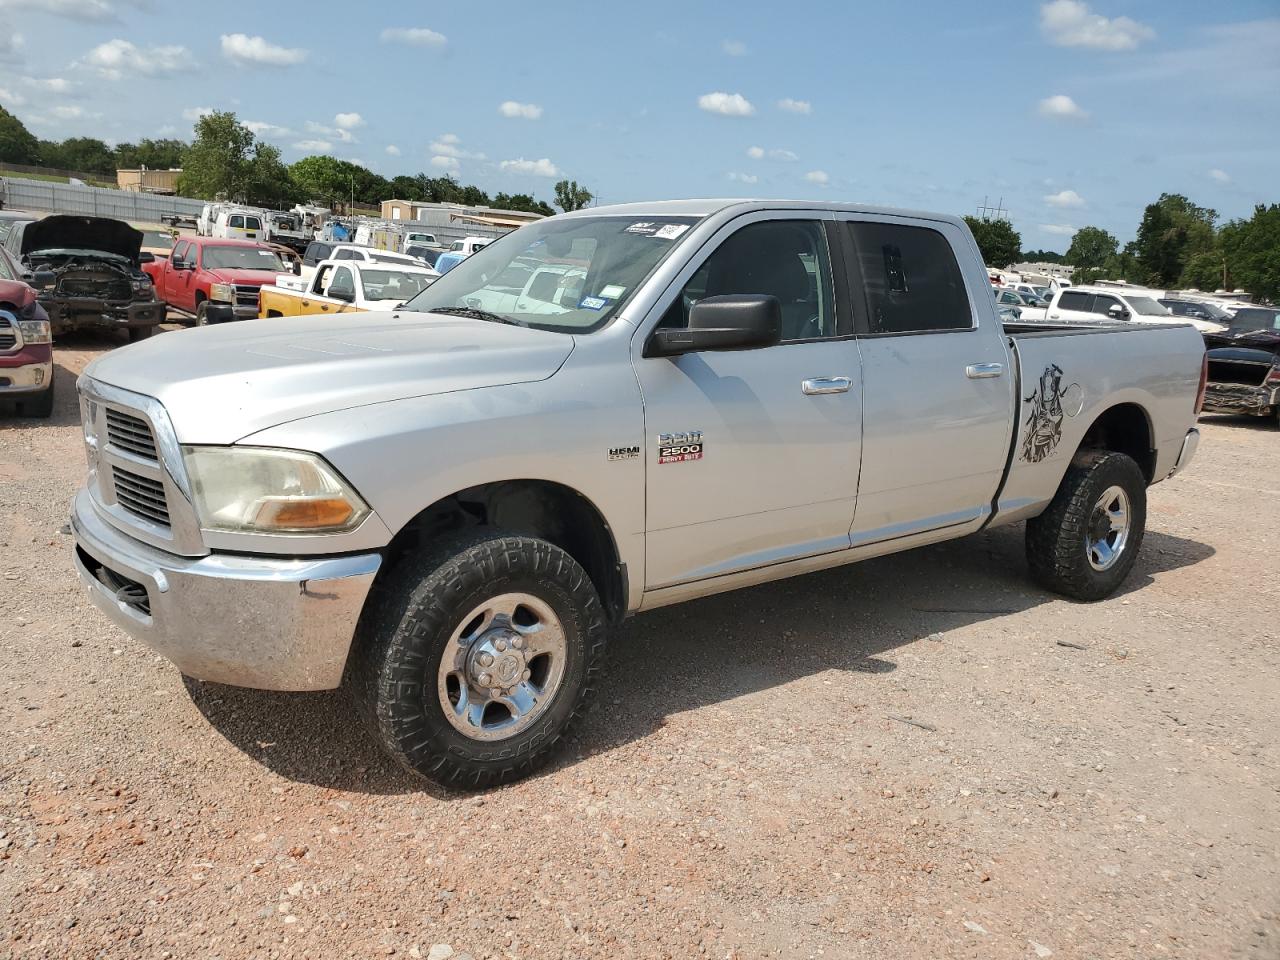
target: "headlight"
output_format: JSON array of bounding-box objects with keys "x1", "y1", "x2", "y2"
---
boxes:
[
  {"x1": 131, "y1": 279, "x2": 152, "y2": 296},
  {"x1": 17, "y1": 318, "x2": 52, "y2": 344},
  {"x1": 182, "y1": 446, "x2": 371, "y2": 535},
  {"x1": 209, "y1": 282, "x2": 235, "y2": 303}
]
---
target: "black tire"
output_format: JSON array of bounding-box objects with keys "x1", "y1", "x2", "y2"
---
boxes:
[
  {"x1": 1026, "y1": 450, "x2": 1147, "y2": 601},
  {"x1": 352, "y1": 529, "x2": 608, "y2": 788},
  {"x1": 17, "y1": 378, "x2": 54, "y2": 418},
  {"x1": 195, "y1": 299, "x2": 208, "y2": 326},
  {"x1": 126, "y1": 325, "x2": 154, "y2": 343}
]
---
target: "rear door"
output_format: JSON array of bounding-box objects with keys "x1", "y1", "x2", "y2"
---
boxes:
[
  {"x1": 835, "y1": 215, "x2": 1014, "y2": 544},
  {"x1": 1048, "y1": 290, "x2": 1099, "y2": 322},
  {"x1": 634, "y1": 212, "x2": 864, "y2": 588}
]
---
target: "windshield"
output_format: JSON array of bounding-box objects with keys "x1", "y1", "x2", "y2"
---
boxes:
[
  {"x1": 202, "y1": 245, "x2": 286, "y2": 271},
  {"x1": 142, "y1": 230, "x2": 174, "y2": 251},
  {"x1": 1125, "y1": 296, "x2": 1169, "y2": 316},
  {"x1": 360, "y1": 269, "x2": 435, "y2": 302},
  {"x1": 1231, "y1": 308, "x2": 1280, "y2": 331},
  {"x1": 402, "y1": 215, "x2": 700, "y2": 333}
]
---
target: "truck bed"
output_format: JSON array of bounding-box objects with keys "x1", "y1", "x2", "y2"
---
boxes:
[{"x1": 1005, "y1": 321, "x2": 1193, "y2": 337}]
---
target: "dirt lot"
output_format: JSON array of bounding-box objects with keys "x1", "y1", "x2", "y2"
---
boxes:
[{"x1": 1, "y1": 335, "x2": 1277, "y2": 960}]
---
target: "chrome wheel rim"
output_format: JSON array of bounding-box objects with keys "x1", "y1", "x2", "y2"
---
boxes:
[
  {"x1": 1086, "y1": 485, "x2": 1131, "y2": 572},
  {"x1": 436, "y1": 592, "x2": 567, "y2": 742}
]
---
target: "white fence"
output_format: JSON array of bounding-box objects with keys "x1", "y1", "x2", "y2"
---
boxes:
[{"x1": 1, "y1": 177, "x2": 205, "y2": 222}]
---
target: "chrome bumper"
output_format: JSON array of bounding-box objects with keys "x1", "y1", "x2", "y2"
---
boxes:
[
  {"x1": 71, "y1": 488, "x2": 381, "y2": 691},
  {"x1": 0, "y1": 360, "x2": 52, "y2": 393},
  {"x1": 1168, "y1": 427, "x2": 1200, "y2": 478}
]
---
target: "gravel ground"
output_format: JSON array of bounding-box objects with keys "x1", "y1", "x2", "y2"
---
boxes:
[{"x1": 1, "y1": 334, "x2": 1277, "y2": 960}]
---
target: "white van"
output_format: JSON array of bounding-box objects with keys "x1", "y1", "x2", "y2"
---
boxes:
[
  {"x1": 212, "y1": 209, "x2": 266, "y2": 241},
  {"x1": 449, "y1": 236, "x2": 492, "y2": 256}
]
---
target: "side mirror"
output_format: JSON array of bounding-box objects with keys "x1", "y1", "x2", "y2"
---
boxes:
[
  {"x1": 292, "y1": 260, "x2": 302, "y2": 276},
  {"x1": 1108, "y1": 304, "x2": 1129, "y2": 320},
  {"x1": 645, "y1": 294, "x2": 782, "y2": 357},
  {"x1": 330, "y1": 287, "x2": 354, "y2": 303},
  {"x1": 138, "y1": 252, "x2": 155, "y2": 264}
]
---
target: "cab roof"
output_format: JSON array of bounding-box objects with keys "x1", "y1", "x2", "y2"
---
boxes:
[{"x1": 557, "y1": 198, "x2": 969, "y2": 230}]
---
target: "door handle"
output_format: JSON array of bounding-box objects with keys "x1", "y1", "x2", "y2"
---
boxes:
[
  {"x1": 802, "y1": 376, "x2": 853, "y2": 395},
  {"x1": 966, "y1": 362, "x2": 1004, "y2": 379}
]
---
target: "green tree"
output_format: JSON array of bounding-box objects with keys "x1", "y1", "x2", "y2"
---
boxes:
[
  {"x1": 963, "y1": 216, "x2": 1021, "y2": 268},
  {"x1": 1220, "y1": 204, "x2": 1280, "y2": 302},
  {"x1": 42, "y1": 136, "x2": 116, "y2": 176},
  {"x1": 1101, "y1": 243, "x2": 1139, "y2": 283},
  {"x1": 115, "y1": 138, "x2": 187, "y2": 170},
  {"x1": 1065, "y1": 226, "x2": 1118, "y2": 283},
  {"x1": 1132, "y1": 193, "x2": 1217, "y2": 287},
  {"x1": 245, "y1": 142, "x2": 294, "y2": 207},
  {"x1": 492, "y1": 192, "x2": 555, "y2": 216},
  {"x1": 0, "y1": 103, "x2": 41, "y2": 165},
  {"x1": 389, "y1": 174, "x2": 423, "y2": 201},
  {"x1": 177, "y1": 110, "x2": 258, "y2": 201},
  {"x1": 289, "y1": 155, "x2": 352, "y2": 204},
  {"x1": 554, "y1": 179, "x2": 592, "y2": 212},
  {"x1": 1021, "y1": 249, "x2": 1065, "y2": 264}
]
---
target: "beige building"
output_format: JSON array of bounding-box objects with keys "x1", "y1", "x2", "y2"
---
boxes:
[
  {"x1": 116, "y1": 168, "x2": 182, "y2": 195},
  {"x1": 379, "y1": 199, "x2": 544, "y2": 229}
]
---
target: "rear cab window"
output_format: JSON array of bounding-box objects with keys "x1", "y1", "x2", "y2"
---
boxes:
[{"x1": 844, "y1": 221, "x2": 972, "y2": 334}]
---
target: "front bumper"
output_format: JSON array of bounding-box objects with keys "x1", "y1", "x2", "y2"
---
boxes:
[
  {"x1": 70, "y1": 488, "x2": 382, "y2": 691},
  {"x1": 203, "y1": 302, "x2": 259, "y2": 323},
  {"x1": 43, "y1": 297, "x2": 165, "y2": 333},
  {"x1": 0, "y1": 343, "x2": 53, "y2": 395},
  {"x1": 1202, "y1": 382, "x2": 1279, "y2": 415}
]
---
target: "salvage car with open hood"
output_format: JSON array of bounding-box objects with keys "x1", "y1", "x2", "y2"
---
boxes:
[{"x1": 3, "y1": 215, "x2": 166, "y2": 341}]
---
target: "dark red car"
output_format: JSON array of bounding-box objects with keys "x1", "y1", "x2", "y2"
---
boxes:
[{"x1": 0, "y1": 246, "x2": 54, "y2": 417}]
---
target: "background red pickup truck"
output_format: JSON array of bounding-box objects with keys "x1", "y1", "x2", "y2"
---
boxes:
[{"x1": 143, "y1": 237, "x2": 289, "y2": 325}]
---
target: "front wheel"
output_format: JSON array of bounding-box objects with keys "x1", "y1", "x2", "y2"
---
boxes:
[
  {"x1": 1025, "y1": 451, "x2": 1147, "y2": 601},
  {"x1": 352, "y1": 530, "x2": 608, "y2": 788},
  {"x1": 194, "y1": 300, "x2": 209, "y2": 326}
]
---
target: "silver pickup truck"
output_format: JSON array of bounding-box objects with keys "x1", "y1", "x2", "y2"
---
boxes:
[{"x1": 71, "y1": 200, "x2": 1206, "y2": 787}]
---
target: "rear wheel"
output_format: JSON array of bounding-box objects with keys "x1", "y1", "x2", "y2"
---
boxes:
[
  {"x1": 1025, "y1": 451, "x2": 1147, "y2": 601},
  {"x1": 353, "y1": 529, "x2": 608, "y2": 788}
]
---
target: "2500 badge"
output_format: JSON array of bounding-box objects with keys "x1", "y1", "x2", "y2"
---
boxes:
[{"x1": 658, "y1": 431, "x2": 704, "y2": 464}]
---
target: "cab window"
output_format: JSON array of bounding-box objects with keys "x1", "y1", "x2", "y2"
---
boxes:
[
  {"x1": 172, "y1": 241, "x2": 190, "y2": 264},
  {"x1": 1092, "y1": 294, "x2": 1121, "y2": 316},
  {"x1": 327, "y1": 267, "x2": 356, "y2": 301},
  {"x1": 661, "y1": 220, "x2": 835, "y2": 342},
  {"x1": 845, "y1": 221, "x2": 972, "y2": 334}
]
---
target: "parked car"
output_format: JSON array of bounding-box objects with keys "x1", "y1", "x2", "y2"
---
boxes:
[
  {"x1": 1043, "y1": 286, "x2": 1221, "y2": 331},
  {"x1": 265, "y1": 211, "x2": 309, "y2": 253},
  {"x1": 994, "y1": 287, "x2": 1047, "y2": 320},
  {"x1": 449, "y1": 235, "x2": 492, "y2": 256},
  {"x1": 1160, "y1": 298, "x2": 1233, "y2": 331},
  {"x1": 432, "y1": 250, "x2": 468, "y2": 275},
  {"x1": 4, "y1": 215, "x2": 165, "y2": 341},
  {"x1": 1200, "y1": 306, "x2": 1280, "y2": 424},
  {"x1": 69, "y1": 199, "x2": 1205, "y2": 788},
  {"x1": 258, "y1": 259, "x2": 437, "y2": 317},
  {"x1": 143, "y1": 236, "x2": 287, "y2": 324},
  {"x1": 405, "y1": 244, "x2": 443, "y2": 268},
  {"x1": 297, "y1": 242, "x2": 420, "y2": 285},
  {"x1": 404, "y1": 231, "x2": 438, "y2": 248},
  {"x1": 210, "y1": 208, "x2": 267, "y2": 242},
  {"x1": 0, "y1": 254, "x2": 54, "y2": 417},
  {"x1": 0, "y1": 211, "x2": 36, "y2": 245}
]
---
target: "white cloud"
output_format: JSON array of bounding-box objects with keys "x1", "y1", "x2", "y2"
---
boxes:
[
  {"x1": 245, "y1": 120, "x2": 292, "y2": 137},
  {"x1": 1040, "y1": 0, "x2": 1154, "y2": 50},
  {"x1": 777, "y1": 98, "x2": 812, "y2": 115},
  {"x1": 499, "y1": 100, "x2": 543, "y2": 120},
  {"x1": 22, "y1": 76, "x2": 78, "y2": 95},
  {"x1": 220, "y1": 33, "x2": 307, "y2": 67},
  {"x1": 721, "y1": 39, "x2": 747, "y2": 56},
  {"x1": 430, "y1": 155, "x2": 459, "y2": 171},
  {"x1": 0, "y1": 0, "x2": 117, "y2": 21},
  {"x1": 83, "y1": 38, "x2": 189, "y2": 79},
  {"x1": 292, "y1": 139, "x2": 332, "y2": 153},
  {"x1": 429, "y1": 133, "x2": 484, "y2": 160},
  {"x1": 727, "y1": 172, "x2": 758, "y2": 184},
  {"x1": 51, "y1": 104, "x2": 82, "y2": 119},
  {"x1": 1037, "y1": 94, "x2": 1089, "y2": 120},
  {"x1": 1040, "y1": 223, "x2": 1077, "y2": 237},
  {"x1": 1208, "y1": 168, "x2": 1231, "y2": 183},
  {"x1": 747, "y1": 146, "x2": 798, "y2": 161},
  {"x1": 746, "y1": 145, "x2": 765, "y2": 159},
  {"x1": 380, "y1": 26, "x2": 447, "y2": 48},
  {"x1": 698, "y1": 91, "x2": 755, "y2": 117},
  {"x1": 306, "y1": 119, "x2": 357, "y2": 144},
  {"x1": 0, "y1": 29, "x2": 23, "y2": 59},
  {"x1": 181, "y1": 106, "x2": 214, "y2": 121},
  {"x1": 0, "y1": 86, "x2": 25, "y2": 106},
  {"x1": 334, "y1": 112, "x2": 364, "y2": 130},
  {"x1": 500, "y1": 157, "x2": 561, "y2": 178},
  {"x1": 385, "y1": 144, "x2": 401, "y2": 156},
  {"x1": 1044, "y1": 188, "x2": 1085, "y2": 208},
  {"x1": 805, "y1": 170, "x2": 830, "y2": 186}
]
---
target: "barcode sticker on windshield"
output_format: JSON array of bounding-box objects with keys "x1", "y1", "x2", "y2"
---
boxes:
[
  {"x1": 652, "y1": 224, "x2": 690, "y2": 241},
  {"x1": 600, "y1": 284, "x2": 626, "y2": 299}
]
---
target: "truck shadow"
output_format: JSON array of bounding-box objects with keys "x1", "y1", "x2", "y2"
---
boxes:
[{"x1": 184, "y1": 523, "x2": 1214, "y2": 797}]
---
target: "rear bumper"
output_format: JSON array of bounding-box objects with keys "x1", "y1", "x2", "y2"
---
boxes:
[
  {"x1": 1167, "y1": 428, "x2": 1200, "y2": 479},
  {"x1": 1202, "y1": 382, "x2": 1279, "y2": 415},
  {"x1": 71, "y1": 487, "x2": 382, "y2": 691}
]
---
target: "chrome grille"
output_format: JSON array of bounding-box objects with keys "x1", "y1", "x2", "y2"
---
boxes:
[
  {"x1": 0, "y1": 314, "x2": 14, "y2": 351},
  {"x1": 112, "y1": 467, "x2": 171, "y2": 527},
  {"x1": 234, "y1": 284, "x2": 262, "y2": 308},
  {"x1": 104, "y1": 408, "x2": 158, "y2": 460}
]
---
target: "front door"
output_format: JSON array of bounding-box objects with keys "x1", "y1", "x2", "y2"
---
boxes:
[
  {"x1": 634, "y1": 214, "x2": 863, "y2": 589},
  {"x1": 835, "y1": 216, "x2": 1014, "y2": 544}
]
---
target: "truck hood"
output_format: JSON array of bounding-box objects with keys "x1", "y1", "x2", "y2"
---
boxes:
[
  {"x1": 0, "y1": 279, "x2": 37, "y2": 312},
  {"x1": 21, "y1": 215, "x2": 142, "y2": 261},
  {"x1": 83, "y1": 311, "x2": 575, "y2": 444},
  {"x1": 205, "y1": 268, "x2": 282, "y2": 286}
]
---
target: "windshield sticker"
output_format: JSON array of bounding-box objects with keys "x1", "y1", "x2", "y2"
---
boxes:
[
  {"x1": 599, "y1": 284, "x2": 626, "y2": 300},
  {"x1": 579, "y1": 296, "x2": 608, "y2": 310},
  {"x1": 658, "y1": 430, "x2": 704, "y2": 465},
  {"x1": 625, "y1": 222, "x2": 658, "y2": 235},
  {"x1": 652, "y1": 224, "x2": 690, "y2": 241}
]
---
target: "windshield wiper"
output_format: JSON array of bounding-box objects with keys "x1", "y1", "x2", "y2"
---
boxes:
[{"x1": 428, "y1": 306, "x2": 523, "y2": 326}]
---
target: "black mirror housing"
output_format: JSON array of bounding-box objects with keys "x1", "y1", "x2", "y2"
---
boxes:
[
  {"x1": 138, "y1": 251, "x2": 155, "y2": 264},
  {"x1": 646, "y1": 294, "x2": 782, "y2": 357}
]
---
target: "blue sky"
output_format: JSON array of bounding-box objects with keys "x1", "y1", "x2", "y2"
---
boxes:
[{"x1": 1, "y1": 0, "x2": 1277, "y2": 251}]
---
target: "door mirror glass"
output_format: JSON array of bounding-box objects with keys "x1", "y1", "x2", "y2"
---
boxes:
[{"x1": 646, "y1": 295, "x2": 781, "y2": 357}]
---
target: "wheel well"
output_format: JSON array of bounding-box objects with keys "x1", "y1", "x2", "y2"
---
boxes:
[
  {"x1": 194, "y1": 291, "x2": 206, "y2": 303},
  {"x1": 267, "y1": 310, "x2": 282, "y2": 317},
  {"x1": 1076, "y1": 403, "x2": 1155, "y2": 481},
  {"x1": 380, "y1": 480, "x2": 627, "y2": 623}
]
